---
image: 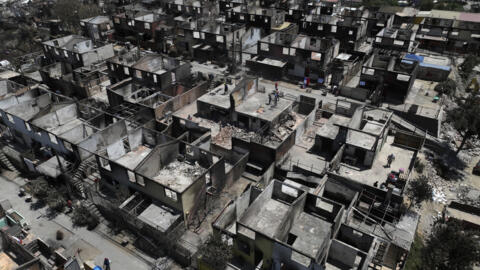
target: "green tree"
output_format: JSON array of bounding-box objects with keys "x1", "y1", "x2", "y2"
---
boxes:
[
  {"x1": 423, "y1": 220, "x2": 480, "y2": 270},
  {"x1": 446, "y1": 94, "x2": 480, "y2": 154},
  {"x1": 405, "y1": 175, "x2": 433, "y2": 208}
]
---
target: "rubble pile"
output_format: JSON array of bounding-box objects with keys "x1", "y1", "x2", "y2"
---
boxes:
[
  {"x1": 421, "y1": 148, "x2": 480, "y2": 207},
  {"x1": 264, "y1": 112, "x2": 297, "y2": 144},
  {"x1": 156, "y1": 160, "x2": 206, "y2": 180},
  {"x1": 455, "y1": 185, "x2": 480, "y2": 207},
  {"x1": 212, "y1": 124, "x2": 260, "y2": 148},
  {"x1": 440, "y1": 122, "x2": 480, "y2": 165}
]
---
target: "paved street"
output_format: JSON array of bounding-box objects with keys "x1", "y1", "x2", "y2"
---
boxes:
[{"x1": 0, "y1": 175, "x2": 151, "y2": 270}]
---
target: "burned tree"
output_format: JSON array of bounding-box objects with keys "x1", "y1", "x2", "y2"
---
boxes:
[{"x1": 446, "y1": 94, "x2": 480, "y2": 155}]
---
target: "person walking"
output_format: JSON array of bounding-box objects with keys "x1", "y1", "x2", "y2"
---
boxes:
[
  {"x1": 103, "y1": 258, "x2": 111, "y2": 270},
  {"x1": 387, "y1": 153, "x2": 395, "y2": 168}
]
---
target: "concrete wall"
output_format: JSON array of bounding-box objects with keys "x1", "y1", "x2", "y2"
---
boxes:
[
  {"x1": 336, "y1": 225, "x2": 373, "y2": 253},
  {"x1": 182, "y1": 173, "x2": 206, "y2": 226},
  {"x1": 275, "y1": 130, "x2": 296, "y2": 163},
  {"x1": 77, "y1": 120, "x2": 128, "y2": 159},
  {"x1": 327, "y1": 239, "x2": 366, "y2": 269},
  {"x1": 390, "y1": 109, "x2": 440, "y2": 137},
  {"x1": 154, "y1": 81, "x2": 208, "y2": 119},
  {"x1": 81, "y1": 44, "x2": 115, "y2": 66},
  {"x1": 339, "y1": 87, "x2": 370, "y2": 101}
]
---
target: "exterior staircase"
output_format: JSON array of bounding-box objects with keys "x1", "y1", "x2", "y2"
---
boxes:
[
  {"x1": 24, "y1": 240, "x2": 39, "y2": 254},
  {"x1": 84, "y1": 200, "x2": 106, "y2": 224},
  {"x1": 0, "y1": 150, "x2": 19, "y2": 173},
  {"x1": 370, "y1": 240, "x2": 389, "y2": 270},
  {"x1": 71, "y1": 161, "x2": 87, "y2": 198}
]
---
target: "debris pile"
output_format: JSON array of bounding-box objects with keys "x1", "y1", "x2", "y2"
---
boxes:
[
  {"x1": 155, "y1": 160, "x2": 206, "y2": 183},
  {"x1": 432, "y1": 188, "x2": 447, "y2": 204},
  {"x1": 212, "y1": 124, "x2": 260, "y2": 149},
  {"x1": 263, "y1": 112, "x2": 297, "y2": 144}
]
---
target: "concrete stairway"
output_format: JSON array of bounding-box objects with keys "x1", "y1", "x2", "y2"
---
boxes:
[
  {"x1": 390, "y1": 114, "x2": 443, "y2": 148},
  {"x1": 242, "y1": 162, "x2": 262, "y2": 182},
  {"x1": 370, "y1": 240, "x2": 389, "y2": 270},
  {"x1": 84, "y1": 200, "x2": 106, "y2": 224},
  {"x1": 0, "y1": 150, "x2": 19, "y2": 173},
  {"x1": 24, "y1": 240, "x2": 39, "y2": 254},
  {"x1": 71, "y1": 161, "x2": 87, "y2": 198}
]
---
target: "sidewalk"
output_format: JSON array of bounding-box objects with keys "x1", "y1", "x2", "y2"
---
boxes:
[{"x1": 0, "y1": 175, "x2": 152, "y2": 270}]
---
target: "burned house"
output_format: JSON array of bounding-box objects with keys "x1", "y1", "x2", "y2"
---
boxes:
[
  {"x1": 106, "y1": 74, "x2": 209, "y2": 120},
  {"x1": 447, "y1": 18, "x2": 480, "y2": 54},
  {"x1": 219, "y1": 0, "x2": 243, "y2": 14},
  {"x1": 364, "y1": 9, "x2": 395, "y2": 38},
  {"x1": 106, "y1": 49, "x2": 191, "y2": 89},
  {"x1": 329, "y1": 51, "x2": 366, "y2": 88},
  {"x1": 40, "y1": 61, "x2": 110, "y2": 99},
  {"x1": 314, "y1": 102, "x2": 392, "y2": 169},
  {"x1": 415, "y1": 11, "x2": 480, "y2": 54},
  {"x1": 415, "y1": 16, "x2": 451, "y2": 53},
  {"x1": 173, "y1": 76, "x2": 315, "y2": 185},
  {"x1": 373, "y1": 26, "x2": 417, "y2": 53},
  {"x1": 248, "y1": 32, "x2": 340, "y2": 82},
  {"x1": 42, "y1": 35, "x2": 114, "y2": 71},
  {"x1": 112, "y1": 8, "x2": 167, "y2": 50},
  {"x1": 80, "y1": 16, "x2": 114, "y2": 41},
  {"x1": 213, "y1": 178, "x2": 419, "y2": 270},
  {"x1": 300, "y1": 14, "x2": 368, "y2": 51},
  {"x1": 0, "y1": 81, "x2": 112, "y2": 178},
  {"x1": 175, "y1": 18, "x2": 246, "y2": 61},
  {"x1": 226, "y1": 5, "x2": 286, "y2": 34},
  {"x1": 358, "y1": 53, "x2": 418, "y2": 104},
  {"x1": 165, "y1": 0, "x2": 209, "y2": 17},
  {"x1": 276, "y1": 99, "x2": 396, "y2": 184},
  {"x1": 74, "y1": 117, "x2": 227, "y2": 231}
]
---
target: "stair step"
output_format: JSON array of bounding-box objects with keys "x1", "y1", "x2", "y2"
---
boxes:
[
  {"x1": 242, "y1": 171, "x2": 261, "y2": 182},
  {"x1": 246, "y1": 162, "x2": 262, "y2": 172}
]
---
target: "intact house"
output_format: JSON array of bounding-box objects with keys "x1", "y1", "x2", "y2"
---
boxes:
[
  {"x1": 247, "y1": 31, "x2": 340, "y2": 83},
  {"x1": 373, "y1": 26, "x2": 417, "y2": 53},
  {"x1": 300, "y1": 14, "x2": 368, "y2": 51},
  {"x1": 106, "y1": 49, "x2": 191, "y2": 90},
  {"x1": 41, "y1": 35, "x2": 114, "y2": 71},
  {"x1": 226, "y1": 5, "x2": 286, "y2": 34},
  {"x1": 358, "y1": 53, "x2": 418, "y2": 104},
  {"x1": 175, "y1": 18, "x2": 246, "y2": 61},
  {"x1": 212, "y1": 178, "x2": 419, "y2": 270},
  {"x1": 80, "y1": 16, "x2": 114, "y2": 42}
]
